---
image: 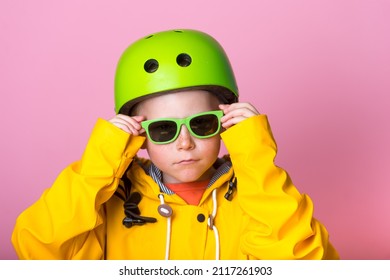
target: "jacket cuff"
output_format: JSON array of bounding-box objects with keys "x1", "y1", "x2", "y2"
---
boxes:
[
  {"x1": 221, "y1": 115, "x2": 277, "y2": 157},
  {"x1": 79, "y1": 118, "x2": 146, "y2": 178}
]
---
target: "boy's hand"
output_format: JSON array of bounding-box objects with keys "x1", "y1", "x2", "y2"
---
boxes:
[
  {"x1": 219, "y1": 103, "x2": 260, "y2": 129},
  {"x1": 108, "y1": 115, "x2": 145, "y2": 135}
]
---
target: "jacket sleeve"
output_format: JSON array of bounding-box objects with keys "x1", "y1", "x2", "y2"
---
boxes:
[
  {"x1": 11, "y1": 118, "x2": 145, "y2": 259},
  {"x1": 220, "y1": 115, "x2": 339, "y2": 260}
]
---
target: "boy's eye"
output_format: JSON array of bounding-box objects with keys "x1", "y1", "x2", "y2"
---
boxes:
[
  {"x1": 149, "y1": 121, "x2": 177, "y2": 141},
  {"x1": 150, "y1": 121, "x2": 176, "y2": 132},
  {"x1": 190, "y1": 115, "x2": 219, "y2": 135},
  {"x1": 192, "y1": 116, "x2": 208, "y2": 124},
  {"x1": 191, "y1": 116, "x2": 209, "y2": 128}
]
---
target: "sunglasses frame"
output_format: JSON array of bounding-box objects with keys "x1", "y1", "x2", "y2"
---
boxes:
[{"x1": 141, "y1": 110, "x2": 223, "y2": 145}]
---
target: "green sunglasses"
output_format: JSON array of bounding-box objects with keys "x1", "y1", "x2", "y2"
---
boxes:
[{"x1": 141, "y1": 110, "x2": 223, "y2": 144}]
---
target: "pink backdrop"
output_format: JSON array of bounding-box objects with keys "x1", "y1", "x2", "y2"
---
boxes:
[{"x1": 1, "y1": 0, "x2": 389, "y2": 259}]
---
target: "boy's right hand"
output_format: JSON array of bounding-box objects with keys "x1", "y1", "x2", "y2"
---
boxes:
[{"x1": 108, "y1": 115, "x2": 145, "y2": 136}]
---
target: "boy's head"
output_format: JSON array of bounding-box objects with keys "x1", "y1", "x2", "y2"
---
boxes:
[
  {"x1": 114, "y1": 29, "x2": 238, "y2": 184},
  {"x1": 114, "y1": 29, "x2": 239, "y2": 115},
  {"x1": 135, "y1": 89, "x2": 222, "y2": 184}
]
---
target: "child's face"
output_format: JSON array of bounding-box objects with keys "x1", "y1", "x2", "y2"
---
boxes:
[{"x1": 137, "y1": 90, "x2": 221, "y2": 184}]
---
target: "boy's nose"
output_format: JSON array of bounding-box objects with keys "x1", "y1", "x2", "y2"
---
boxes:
[{"x1": 176, "y1": 125, "x2": 195, "y2": 150}]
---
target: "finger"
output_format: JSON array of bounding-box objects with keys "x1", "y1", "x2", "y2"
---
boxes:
[
  {"x1": 109, "y1": 115, "x2": 146, "y2": 135},
  {"x1": 221, "y1": 107, "x2": 258, "y2": 124},
  {"x1": 115, "y1": 115, "x2": 145, "y2": 129},
  {"x1": 219, "y1": 103, "x2": 260, "y2": 116},
  {"x1": 227, "y1": 102, "x2": 259, "y2": 113},
  {"x1": 218, "y1": 104, "x2": 230, "y2": 111},
  {"x1": 221, "y1": 115, "x2": 248, "y2": 129},
  {"x1": 110, "y1": 121, "x2": 132, "y2": 134}
]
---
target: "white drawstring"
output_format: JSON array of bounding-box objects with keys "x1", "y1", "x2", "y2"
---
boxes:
[
  {"x1": 208, "y1": 188, "x2": 220, "y2": 260},
  {"x1": 158, "y1": 194, "x2": 171, "y2": 260},
  {"x1": 158, "y1": 189, "x2": 220, "y2": 260}
]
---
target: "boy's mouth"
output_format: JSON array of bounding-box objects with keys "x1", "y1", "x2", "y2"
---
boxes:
[{"x1": 176, "y1": 159, "x2": 197, "y2": 165}]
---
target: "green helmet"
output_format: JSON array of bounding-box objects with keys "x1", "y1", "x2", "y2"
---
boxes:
[{"x1": 114, "y1": 29, "x2": 239, "y2": 114}]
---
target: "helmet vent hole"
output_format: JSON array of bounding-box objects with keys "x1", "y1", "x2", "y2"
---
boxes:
[
  {"x1": 145, "y1": 35, "x2": 154, "y2": 39},
  {"x1": 176, "y1": 53, "x2": 192, "y2": 67},
  {"x1": 144, "y1": 59, "x2": 159, "y2": 73}
]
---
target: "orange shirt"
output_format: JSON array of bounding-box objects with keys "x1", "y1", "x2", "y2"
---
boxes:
[{"x1": 165, "y1": 180, "x2": 209, "y2": 205}]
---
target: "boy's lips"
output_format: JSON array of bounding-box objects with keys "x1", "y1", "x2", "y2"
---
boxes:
[{"x1": 176, "y1": 159, "x2": 198, "y2": 165}]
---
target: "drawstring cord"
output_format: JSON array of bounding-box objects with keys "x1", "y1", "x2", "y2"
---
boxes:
[
  {"x1": 208, "y1": 188, "x2": 220, "y2": 260},
  {"x1": 158, "y1": 194, "x2": 172, "y2": 260},
  {"x1": 158, "y1": 189, "x2": 220, "y2": 260}
]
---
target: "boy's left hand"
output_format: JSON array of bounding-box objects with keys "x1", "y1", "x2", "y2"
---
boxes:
[{"x1": 219, "y1": 103, "x2": 260, "y2": 129}]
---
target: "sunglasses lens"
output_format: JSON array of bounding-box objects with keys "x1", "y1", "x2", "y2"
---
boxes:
[
  {"x1": 148, "y1": 120, "x2": 177, "y2": 143},
  {"x1": 190, "y1": 114, "x2": 220, "y2": 137}
]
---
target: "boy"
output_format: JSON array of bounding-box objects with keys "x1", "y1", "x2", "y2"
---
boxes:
[{"x1": 12, "y1": 29, "x2": 339, "y2": 260}]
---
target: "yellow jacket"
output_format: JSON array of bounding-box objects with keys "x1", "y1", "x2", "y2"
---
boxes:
[{"x1": 12, "y1": 115, "x2": 339, "y2": 260}]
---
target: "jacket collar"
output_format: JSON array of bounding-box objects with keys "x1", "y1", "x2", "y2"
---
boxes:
[{"x1": 147, "y1": 160, "x2": 232, "y2": 195}]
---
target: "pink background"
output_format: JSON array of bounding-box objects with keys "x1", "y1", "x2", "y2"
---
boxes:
[{"x1": 1, "y1": 0, "x2": 389, "y2": 259}]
